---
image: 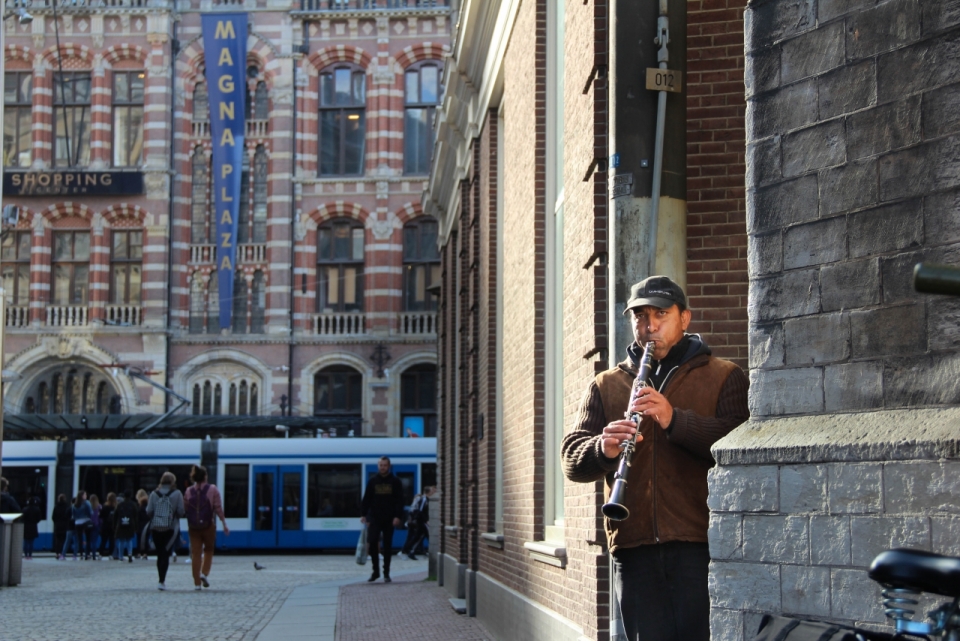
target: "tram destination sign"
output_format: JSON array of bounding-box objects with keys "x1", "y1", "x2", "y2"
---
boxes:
[{"x1": 3, "y1": 171, "x2": 144, "y2": 197}]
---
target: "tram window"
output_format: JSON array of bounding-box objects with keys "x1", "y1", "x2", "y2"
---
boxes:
[
  {"x1": 396, "y1": 472, "x2": 415, "y2": 507},
  {"x1": 307, "y1": 464, "x2": 361, "y2": 518},
  {"x1": 78, "y1": 465, "x2": 195, "y2": 502},
  {"x1": 421, "y1": 463, "x2": 437, "y2": 491},
  {"x1": 2, "y1": 466, "x2": 48, "y2": 516},
  {"x1": 223, "y1": 464, "x2": 249, "y2": 519}
]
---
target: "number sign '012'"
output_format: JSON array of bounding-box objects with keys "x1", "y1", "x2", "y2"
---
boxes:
[{"x1": 646, "y1": 68, "x2": 683, "y2": 93}]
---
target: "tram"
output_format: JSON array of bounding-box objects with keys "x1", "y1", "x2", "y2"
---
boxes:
[{"x1": 1, "y1": 437, "x2": 437, "y2": 552}]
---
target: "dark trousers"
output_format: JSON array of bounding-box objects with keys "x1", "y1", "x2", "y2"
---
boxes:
[
  {"x1": 367, "y1": 520, "x2": 394, "y2": 574},
  {"x1": 152, "y1": 529, "x2": 175, "y2": 583},
  {"x1": 402, "y1": 521, "x2": 427, "y2": 554},
  {"x1": 612, "y1": 541, "x2": 710, "y2": 641}
]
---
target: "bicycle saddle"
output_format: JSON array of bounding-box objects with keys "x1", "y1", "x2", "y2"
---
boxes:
[{"x1": 869, "y1": 548, "x2": 960, "y2": 597}]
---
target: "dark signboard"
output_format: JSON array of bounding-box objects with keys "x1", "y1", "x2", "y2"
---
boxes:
[{"x1": 3, "y1": 171, "x2": 144, "y2": 197}]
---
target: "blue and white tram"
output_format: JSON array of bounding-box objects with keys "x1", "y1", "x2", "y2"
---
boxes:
[
  {"x1": 217, "y1": 438, "x2": 437, "y2": 550},
  {"x1": 0, "y1": 440, "x2": 58, "y2": 550},
  {"x1": 0, "y1": 437, "x2": 436, "y2": 552}
]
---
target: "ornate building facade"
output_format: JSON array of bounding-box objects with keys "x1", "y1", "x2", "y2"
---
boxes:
[{"x1": 1, "y1": 0, "x2": 450, "y2": 439}]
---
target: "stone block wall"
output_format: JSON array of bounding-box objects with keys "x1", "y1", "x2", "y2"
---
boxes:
[{"x1": 709, "y1": 0, "x2": 960, "y2": 636}]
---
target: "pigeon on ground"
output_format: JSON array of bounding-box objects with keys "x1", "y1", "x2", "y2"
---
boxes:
[{"x1": 254, "y1": 562, "x2": 265, "y2": 571}]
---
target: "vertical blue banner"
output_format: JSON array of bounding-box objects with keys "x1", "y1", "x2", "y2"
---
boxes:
[{"x1": 202, "y1": 13, "x2": 247, "y2": 331}]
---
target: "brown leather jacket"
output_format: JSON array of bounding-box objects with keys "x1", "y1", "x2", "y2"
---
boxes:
[{"x1": 561, "y1": 337, "x2": 749, "y2": 552}]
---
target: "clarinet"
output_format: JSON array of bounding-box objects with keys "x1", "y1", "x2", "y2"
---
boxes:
[{"x1": 601, "y1": 341, "x2": 656, "y2": 521}]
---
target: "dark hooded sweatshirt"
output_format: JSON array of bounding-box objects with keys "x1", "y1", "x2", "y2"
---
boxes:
[{"x1": 561, "y1": 334, "x2": 749, "y2": 552}]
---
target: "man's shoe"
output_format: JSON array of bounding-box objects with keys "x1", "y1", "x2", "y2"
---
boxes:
[
  {"x1": 384, "y1": 574, "x2": 392, "y2": 583},
  {"x1": 368, "y1": 571, "x2": 380, "y2": 582},
  {"x1": 158, "y1": 582, "x2": 166, "y2": 591},
  {"x1": 407, "y1": 553, "x2": 417, "y2": 560}
]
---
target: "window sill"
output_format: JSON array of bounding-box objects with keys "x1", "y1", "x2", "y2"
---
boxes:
[
  {"x1": 480, "y1": 532, "x2": 504, "y2": 549},
  {"x1": 444, "y1": 525, "x2": 458, "y2": 538},
  {"x1": 523, "y1": 540, "x2": 566, "y2": 568}
]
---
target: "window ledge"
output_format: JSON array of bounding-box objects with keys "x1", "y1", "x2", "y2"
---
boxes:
[
  {"x1": 480, "y1": 532, "x2": 504, "y2": 549},
  {"x1": 444, "y1": 525, "x2": 458, "y2": 538},
  {"x1": 523, "y1": 540, "x2": 567, "y2": 568}
]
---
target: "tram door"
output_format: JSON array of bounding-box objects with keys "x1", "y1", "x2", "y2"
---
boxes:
[
  {"x1": 251, "y1": 465, "x2": 305, "y2": 548},
  {"x1": 364, "y1": 464, "x2": 417, "y2": 548}
]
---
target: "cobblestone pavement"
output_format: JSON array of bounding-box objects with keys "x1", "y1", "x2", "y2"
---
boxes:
[
  {"x1": 1, "y1": 552, "x2": 424, "y2": 641},
  {"x1": 337, "y1": 571, "x2": 495, "y2": 641}
]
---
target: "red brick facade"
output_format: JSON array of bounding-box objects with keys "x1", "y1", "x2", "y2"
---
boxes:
[
  {"x1": 1, "y1": 3, "x2": 450, "y2": 437},
  {"x1": 429, "y1": 0, "x2": 748, "y2": 639}
]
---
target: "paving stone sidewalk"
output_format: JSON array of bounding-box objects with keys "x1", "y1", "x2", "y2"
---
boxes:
[{"x1": 336, "y1": 571, "x2": 495, "y2": 641}]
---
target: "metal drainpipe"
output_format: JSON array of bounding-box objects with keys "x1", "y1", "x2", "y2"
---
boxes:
[
  {"x1": 165, "y1": 4, "x2": 179, "y2": 411},
  {"x1": 647, "y1": 0, "x2": 670, "y2": 276}
]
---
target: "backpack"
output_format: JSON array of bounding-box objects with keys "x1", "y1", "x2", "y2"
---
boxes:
[
  {"x1": 184, "y1": 484, "x2": 213, "y2": 530},
  {"x1": 149, "y1": 491, "x2": 176, "y2": 531}
]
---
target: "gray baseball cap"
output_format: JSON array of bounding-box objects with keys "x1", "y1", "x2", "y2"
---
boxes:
[{"x1": 623, "y1": 275, "x2": 687, "y2": 314}]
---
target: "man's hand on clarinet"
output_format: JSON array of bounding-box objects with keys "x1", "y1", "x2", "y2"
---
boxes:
[
  {"x1": 601, "y1": 420, "x2": 641, "y2": 459},
  {"x1": 631, "y1": 387, "x2": 674, "y2": 429}
]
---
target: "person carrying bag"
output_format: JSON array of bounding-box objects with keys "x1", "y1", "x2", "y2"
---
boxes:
[
  {"x1": 183, "y1": 465, "x2": 229, "y2": 591},
  {"x1": 146, "y1": 472, "x2": 184, "y2": 591}
]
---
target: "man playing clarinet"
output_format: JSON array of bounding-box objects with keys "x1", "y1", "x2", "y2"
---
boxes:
[{"x1": 561, "y1": 275, "x2": 749, "y2": 641}]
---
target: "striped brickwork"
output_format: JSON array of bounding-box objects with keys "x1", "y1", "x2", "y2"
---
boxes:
[{"x1": 1, "y1": 6, "x2": 449, "y2": 430}]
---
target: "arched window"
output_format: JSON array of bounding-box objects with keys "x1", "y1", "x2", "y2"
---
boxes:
[
  {"x1": 214, "y1": 384, "x2": 222, "y2": 416},
  {"x1": 316, "y1": 218, "x2": 364, "y2": 313},
  {"x1": 110, "y1": 230, "x2": 143, "y2": 305},
  {"x1": 232, "y1": 273, "x2": 247, "y2": 334},
  {"x1": 238, "y1": 380, "x2": 248, "y2": 416},
  {"x1": 402, "y1": 217, "x2": 440, "y2": 312},
  {"x1": 251, "y1": 270, "x2": 266, "y2": 334},
  {"x1": 202, "y1": 381, "x2": 212, "y2": 415},
  {"x1": 252, "y1": 145, "x2": 268, "y2": 243},
  {"x1": 53, "y1": 71, "x2": 92, "y2": 167},
  {"x1": 191, "y1": 146, "x2": 209, "y2": 244},
  {"x1": 206, "y1": 276, "x2": 219, "y2": 334},
  {"x1": 193, "y1": 81, "x2": 209, "y2": 121},
  {"x1": 189, "y1": 272, "x2": 205, "y2": 334},
  {"x1": 250, "y1": 383, "x2": 258, "y2": 416},
  {"x1": 314, "y1": 365, "x2": 362, "y2": 415},
  {"x1": 22, "y1": 366, "x2": 119, "y2": 414},
  {"x1": 192, "y1": 384, "x2": 201, "y2": 415},
  {"x1": 254, "y1": 81, "x2": 268, "y2": 119},
  {"x1": 318, "y1": 64, "x2": 366, "y2": 176},
  {"x1": 401, "y1": 363, "x2": 437, "y2": 437},
  {"x1": 237, "y1": 149, "x2": 251, "y2": 243},
  {"x1": 404, "y1": 61, "x2": 442, "y2": 175},
  {"x1": 52, "y1": 231, "x2": 91, "y2": 305}
]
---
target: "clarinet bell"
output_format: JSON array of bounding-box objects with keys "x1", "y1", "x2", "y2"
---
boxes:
[{"x1": 601, "y1": 479, "x2": 630, "y2": 521}]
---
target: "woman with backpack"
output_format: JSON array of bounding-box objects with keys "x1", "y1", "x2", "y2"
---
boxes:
[
  {"x1": 183, "y1": 465, "x2": 230, "y2": 591},
  {"x1": 145, "y1": 472, "x2": 184, "y2": 591}
]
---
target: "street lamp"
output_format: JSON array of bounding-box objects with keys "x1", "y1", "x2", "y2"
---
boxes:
[{"x1": 2, "y1": 7, "x2": 32, "y2": 24}]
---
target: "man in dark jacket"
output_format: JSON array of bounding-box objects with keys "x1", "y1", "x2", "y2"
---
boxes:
[
  {"x1": 0, "y1": 477, "x2": 21, "y2": 513},
  {"x1": 360, "y1": 456, "x2": 405, "y2": 583},
  {"x1": 562, "y1": 275, "x2": 749, "y2": 641}
]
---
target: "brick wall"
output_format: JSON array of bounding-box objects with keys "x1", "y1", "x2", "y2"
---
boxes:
[{"x1": 686, "y1": 0, "x2": 750, "y2": 368}]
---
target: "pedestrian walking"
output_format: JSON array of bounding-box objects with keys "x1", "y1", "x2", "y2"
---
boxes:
[
  {"x1": 401, "y1": 487, "x2": 431, "y2": 559},
  {"x1": 100, "y1": 493, "x2": 117, "y2": 558},
  {"x1": 21, "y1": 497, "x2": 43, "y2": 559},
  {"x1": 360, "y1": 456, "x2": 405, "y2": 583},
  {"x1": 145, "y1": 472, "x2": 185, "y2": 591},
  {"x1": 0, "y1": 477, "x2": 21, "y2": 513},
  {"x1": 89, "y1": 495, "x2": 102, "y2": 559},
  {"x1": 52, "y1": 494, "x2": 71, "y2": 560},
  {"x1": 114, "y1": 491, "x2": 138, "y2": 562},
  {"x1": 183, "y1": 465, "x2": 230, "y2": 590},
  {"x1": 136, "y1": 489, "x2": 150, "y2": 559},
  {"x1": 562, "y1": 275, "x2": 750, "y2": 641}
]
